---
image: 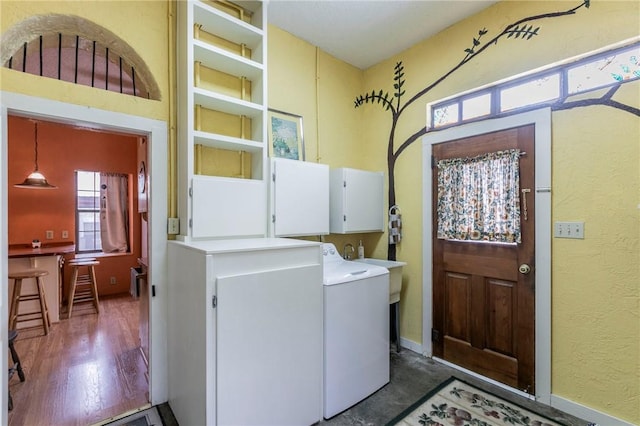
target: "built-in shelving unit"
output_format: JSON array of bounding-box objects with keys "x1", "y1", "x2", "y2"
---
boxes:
[{"x1": 177, "y1": 0, "x2": 267, "y2": 240}]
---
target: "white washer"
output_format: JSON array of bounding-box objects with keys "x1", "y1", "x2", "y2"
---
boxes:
[{"x1": 322, "y1": 243, "x2": 390, "y2": 419}]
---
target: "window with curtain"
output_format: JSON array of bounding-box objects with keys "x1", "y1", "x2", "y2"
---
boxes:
[
  {"x1": 436, "y1": 149, "x2": 521, "y2": 243},
  {"x1": 100, "y1": 173, "x2": 130, "y2": 253},
  {"x1": 76, "y1": 171, "x2": 101, "y2": 252},
  {"x1": 76, "y1": 171, "x2": 130, "y2": 253}
]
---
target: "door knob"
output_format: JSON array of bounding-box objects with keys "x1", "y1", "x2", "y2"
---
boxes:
[{"x1": 519, "y1": 264, "x2": 531, "y2": 274}]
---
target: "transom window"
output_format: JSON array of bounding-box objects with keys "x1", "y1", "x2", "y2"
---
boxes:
[
  {"x1": 429, "y1": 42, "x2": 639, "y2": 129},
  {"x1": 4, "y1": 33, "x2": 150, "y2": 98},
  {"x1": 1, "y1": 15, "x2": 160, "y2": 100}
]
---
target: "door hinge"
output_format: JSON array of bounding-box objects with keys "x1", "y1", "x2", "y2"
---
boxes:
[
  {"x1": 431, "y1": 328, "x2": 440, "y2": 342},
  {"x1": 272, "y1": 214, "x2": 276, "y2": 223},
  {"x1": 212, "y1": 295, "x2": 217, "y2": 308},
  {"x1": 189, "y1": 218, "x2": 193, "y2": 228},
  {"x1": 343, "y1": 180, "x2": 347, "y2": 188},
  {"x1": 152, "y1": 285, "x2": 156, "y2": 297},
  {"x1": 431, "y1": 155, "x2": 436, "y2": 169},
  {"x1": 189, "y1": 187, "x2": 193, "y2": 197},
  {"x1": 272, "y1": 172, "x2": 276, "y2": 182},
  {"x1": 343, "y1": 215, "x2": 347, "y2": 222}
]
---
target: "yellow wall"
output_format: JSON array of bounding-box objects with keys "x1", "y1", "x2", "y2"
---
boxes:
[
  {"x1": 267, "y1": 25, "x2": 386, "y2": 252},
  {"x1": 0, "y1": 0, "x2": 170, "y2": 121},
  {"x1": 552, "y1": 105, "x2": 639, "y2": 417},
  {"x1": 268, "y1": 25, "x2": 368, "y2": 167},
  {"x1": 363, "y1": 1, "x2": 639, "y2": 422},
  {"x1": 269, "y1": 1, "x2": 639, "y2": 422}
]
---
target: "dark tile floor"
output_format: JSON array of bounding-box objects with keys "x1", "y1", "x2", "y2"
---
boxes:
[
  {"x1": 321, "y1": 348, "x2": 589, "y2": 426},
  {"x1": 158, "y1": 347, "x2": 590, "y2": 426}
]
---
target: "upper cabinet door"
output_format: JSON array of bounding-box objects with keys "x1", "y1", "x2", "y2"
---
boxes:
[
  {"x1": 330, "y1": 168, "x2": 384, "y2": 234},
  {"x1": 270, "y1": 158, "x2": 330, "y2": 237},
  {"x1": 191, "y1": 175, "x2": 266, "y2": 239}
]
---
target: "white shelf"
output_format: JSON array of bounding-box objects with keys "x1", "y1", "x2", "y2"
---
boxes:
[
  {"x1": 194, "y1": 130, "x2": 263, "y2": 152},
  {"x1": 193, "y1": 86, "x2": 264, "y2": 118},
  {"x1": 194, "y1": 39, "x2": 264, "y2": 80},
  {"x1": 194, "y1": 1, "x2": 263, "y2": 48},
  {"x1": 178, "y1": 0, "x2": 267, "y2": 240}
]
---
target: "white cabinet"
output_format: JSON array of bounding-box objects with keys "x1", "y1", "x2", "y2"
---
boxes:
[
  {"x1": 177, "y1": 0, "x2": 268, "y2": 240},
  {"x1": 330, "y1": 168, "x2": 385, "y2": 233},
  {"x1": 269, "y1": 158, "x2": 330, "y2": 237},
  {"x1": 167, "y1": 238, "x2": 323, "y2": 426},
  {"x1": 191, "y1": 176, "x2": 266, "y2": 238}
]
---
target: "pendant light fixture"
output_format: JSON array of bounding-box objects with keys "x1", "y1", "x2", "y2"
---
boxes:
[{"x1": 15, "y1": 121, "x2": 57, "y2": 189}]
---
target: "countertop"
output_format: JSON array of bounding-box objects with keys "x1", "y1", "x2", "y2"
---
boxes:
[{"x1": 8, "y1": 242, "x2": 76, "y2": 258}]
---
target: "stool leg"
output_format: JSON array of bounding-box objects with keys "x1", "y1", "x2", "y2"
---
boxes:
[
  {"x1": 67, "y1": 267, "x2": 79, "y2": 318},
  {"x1": 36, "y1": 276, "x2": 50, "y2": 335},
  {"x1": 8, "y1": 279, "x2": 22, "y2": 331},
  {"x1": 40, "y1": 277, "x2": 51, "y2": 329},
  {"x1": 9, "y1": 339, "x2": 25, "y2": 382},
  {"x1": 89, "y1": 265, "x2": 100, "y2": 314}
]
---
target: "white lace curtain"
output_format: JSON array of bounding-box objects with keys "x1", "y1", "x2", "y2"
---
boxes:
[
  {"x1": 436, "y1": 149, "x2": 521, "y2": 243},
  {"x1": 100, "y1": 173, "x2": 129, "y2": 253}
]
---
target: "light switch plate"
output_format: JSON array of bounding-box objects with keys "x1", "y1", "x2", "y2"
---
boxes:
[
  {"x1": 554, "y1": 221, "x2": 584, "y2": 239},
  {"x1": 45, "y1": 230, "x2": 54, "y2": 240}
]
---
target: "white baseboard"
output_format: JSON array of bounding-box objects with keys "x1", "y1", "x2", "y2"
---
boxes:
[
  {"x1": 550, "y1": 394, "x2": 635, "y2": 426},
  {"x1": 398, "y1": 337, "x2": 422, "y2": 354}
]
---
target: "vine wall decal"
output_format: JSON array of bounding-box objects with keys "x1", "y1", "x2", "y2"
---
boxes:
[{"x1": 354, "y1": 0, "x2": 639, "y2": 261}]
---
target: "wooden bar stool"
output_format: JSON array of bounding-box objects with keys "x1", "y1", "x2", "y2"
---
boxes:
[
  {"x1": 8, "y1": 269, "x2": 51, "y2": 335},
  {"x1": 67, "y1": 259, "x2": 100, "y2": 318}
]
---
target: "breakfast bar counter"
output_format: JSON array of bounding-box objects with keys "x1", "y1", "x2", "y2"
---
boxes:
[{"x1": 8, "y1": 242, "x2": 75, "y2": 259}]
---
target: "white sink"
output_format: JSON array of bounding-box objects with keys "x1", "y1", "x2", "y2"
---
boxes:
[{"x1": 355, "y1": 258, "x2": 406, "y2": 304}]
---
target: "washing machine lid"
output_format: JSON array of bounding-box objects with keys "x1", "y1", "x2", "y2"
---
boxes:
[{"x1": 323, "y1": 260, "x2": 388, "y2": 285}]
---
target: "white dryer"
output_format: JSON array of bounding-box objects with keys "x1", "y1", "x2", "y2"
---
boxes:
[{"x1": 322, "y1": 243, "x2": 390, "y2": 419}]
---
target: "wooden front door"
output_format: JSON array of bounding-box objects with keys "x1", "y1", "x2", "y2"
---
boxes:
[{"x1": 432, "y1": 125, "x2": 535, "y2": 394}]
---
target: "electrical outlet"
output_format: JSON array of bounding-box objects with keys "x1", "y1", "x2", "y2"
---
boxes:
[
  {"x1": 168, "y1": 218, "x2": 180, "y2": 235},
  {"x1": 45, "y1": 230, "x2": 54, "y2": 240},
  {"x1": 554, "y1": 221, "x2": 585, "y2": 239},
  {"x1": 110, "y1": 277, "x2": 117, "y2": 285},
  {"x1": 62, "y1": 230, "x2": 69, "y2": 239}
]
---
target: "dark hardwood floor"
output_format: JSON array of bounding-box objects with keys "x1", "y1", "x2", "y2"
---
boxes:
[{"x1": 8, "y1": 294, "x2": 149, "y2": 426}]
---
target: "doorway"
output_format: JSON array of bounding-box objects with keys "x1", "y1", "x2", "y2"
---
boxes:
[
  {"x1": 0, "y1": 92, "x2": 169, "y2": 425},
  {"x1": 422, "y1": 108, "x2": 552, "y2": 402}
]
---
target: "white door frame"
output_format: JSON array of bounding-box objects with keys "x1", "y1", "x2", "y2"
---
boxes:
[
  {"x1": 421, "y1": 108, "x2": 552, "y2": 403},
  {"x1": 0, "y1": 92, "x2": 169, "y2": 425}
]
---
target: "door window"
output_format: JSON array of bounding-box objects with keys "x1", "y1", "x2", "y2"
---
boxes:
[{"x1": 436, "y1": 149, "x2": 521, "y2": 243}]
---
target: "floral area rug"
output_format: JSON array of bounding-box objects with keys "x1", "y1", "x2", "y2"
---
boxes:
[{"x1": 387, "y1": 377, "x2": 563, "y2": 426}]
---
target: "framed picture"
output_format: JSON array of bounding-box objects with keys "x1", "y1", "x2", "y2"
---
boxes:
[{"x1": 268, "y1": 109, "x2": 305, "y2": 161}]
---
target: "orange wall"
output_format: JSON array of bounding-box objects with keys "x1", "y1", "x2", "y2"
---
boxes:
[{"x1": 8, "y1": 115, "x2": 142, "y2": 296}]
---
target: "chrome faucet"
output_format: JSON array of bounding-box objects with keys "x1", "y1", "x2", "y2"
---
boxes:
[{"x1": 343, "y1": 243, "x2": 355, "y2": 260}]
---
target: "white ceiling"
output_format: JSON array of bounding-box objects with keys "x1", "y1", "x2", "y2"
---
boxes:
[{"x1": 268, "y1": 1, "x2": 498, "y2": 70}]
